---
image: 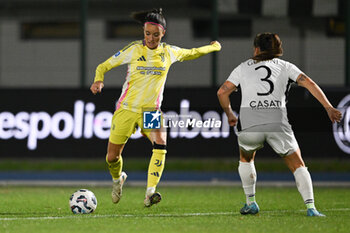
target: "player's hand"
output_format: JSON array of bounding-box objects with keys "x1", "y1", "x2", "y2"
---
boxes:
[
  {"x1": 210, "y1": 41, "x2": 221, "y2": 50},
  {"x1": 90, "y1": 81, "x2": 104, "y2": 95},
  {"x1": 226, "y1": 111, "x2": 238, "y2": 126},
  {"x1": 326, "y1": 107, "x2": 342, "y2": 123}
]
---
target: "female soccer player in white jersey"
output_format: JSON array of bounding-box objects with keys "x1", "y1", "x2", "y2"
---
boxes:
[
  {"x1": 217, "y1": 33, "x2": 342, "y2": 217},
  {"x1": 90, "y1": 8, "x2": 221, "y2": 207}
]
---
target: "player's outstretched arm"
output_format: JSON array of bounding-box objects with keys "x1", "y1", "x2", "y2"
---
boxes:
[
  {"x1": 90, "y1": 81, "x2": 104, "y2": 95},
  {"x1": 217, "y1": 81, "x2": 238, "y2": 126},
  {"x1": 175, "y1": 41, "x2": 221, "y2": 62},
  {"x1": 296, "y1": 74, "x2": 342, "y2": 123}
]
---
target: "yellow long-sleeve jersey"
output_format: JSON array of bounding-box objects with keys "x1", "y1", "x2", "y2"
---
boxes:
[{"x1": 94, "y1": 40, "x2": 221, "y2": 113}]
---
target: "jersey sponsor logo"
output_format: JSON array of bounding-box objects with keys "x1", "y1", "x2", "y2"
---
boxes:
[
  {"x1": 249, "y1": 100, "x2": 282, "y2": 109},
  {"x1": 137, "y1": 56, "x2": 146, "y2": 61},
  {"x1": 137, "y1": 66, "x2": 165, "y2": 75},
  {"x1": 136, "y1": 66, "x2": 165, "y2": 71},
  {"x1": 333, "y1": 94, "x2": 350, "y2": 154}
]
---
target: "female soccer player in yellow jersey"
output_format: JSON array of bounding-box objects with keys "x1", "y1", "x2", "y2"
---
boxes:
[{"x1": 90, "y1": 8, "x2": 221, "y2": 207}]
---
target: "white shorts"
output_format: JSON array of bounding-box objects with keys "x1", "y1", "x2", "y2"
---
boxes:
[{"x1": 237, "y1": 123, "x2": 299, "y2": 156}]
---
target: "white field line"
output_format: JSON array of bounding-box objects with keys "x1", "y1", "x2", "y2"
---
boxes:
[
  {"x1": 1, "y1": 180, "x2": 350, "y2": 187},
  {"x1": 0, "y1": 208, "x2": 349, "y2": 221}
]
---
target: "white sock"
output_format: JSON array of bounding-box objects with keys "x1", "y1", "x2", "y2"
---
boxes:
[
  {"x1": 238, "y1": 161, "x2": 257, "y2": 205},
  {"x1": 146, "y1": 187, "x2": 155, "y2": 197},
  {"x1": 293, "y1": 166, "x2": 315, "y2": 209}
]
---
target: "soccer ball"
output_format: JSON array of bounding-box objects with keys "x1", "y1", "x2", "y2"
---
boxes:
[{"x1": 69, "y1": 189, "x2": 97, "y2": 214}]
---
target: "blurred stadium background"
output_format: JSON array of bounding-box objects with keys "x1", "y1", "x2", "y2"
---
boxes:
[{"x1": 0, "y1": 0, "x2": 350, "y2": 186}]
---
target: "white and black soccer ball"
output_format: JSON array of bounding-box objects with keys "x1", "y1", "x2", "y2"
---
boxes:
[{"x1": 69, "y1": 189, "x2": 97, "y2": 214}]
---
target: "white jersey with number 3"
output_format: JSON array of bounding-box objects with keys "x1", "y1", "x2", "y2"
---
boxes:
[{"x1": 227, "y1": 58, "x2": 304, "y2": 131}]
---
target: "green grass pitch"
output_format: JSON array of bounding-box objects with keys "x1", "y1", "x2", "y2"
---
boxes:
[{"x1": 1, "y1": 186, "x2": 349, "y2": 233}]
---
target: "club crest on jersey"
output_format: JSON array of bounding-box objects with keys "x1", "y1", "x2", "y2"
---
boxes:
[{"x1": 159, "y1": 53, "x2": 165, "y2": 62}]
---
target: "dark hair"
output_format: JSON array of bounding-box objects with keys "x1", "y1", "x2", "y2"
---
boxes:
[
  {"x1": 252, "y1": 33, "x2": 283, "y2": 61},
  {"x1": 131, "y1": 8, "x2": 166, "y2": 30}
]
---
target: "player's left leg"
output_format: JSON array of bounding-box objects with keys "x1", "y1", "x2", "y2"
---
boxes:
[
  {"x1": 107, "y1": 109, "x2": 139, "y2": 204},
  {"x1": 284, "y1": 150, "x2": 325, "y2": 217},
  {"x1": 267, "y1": 124, "x2": 325, "y2": 217},
  {"x1": 143, "y1": 128, "x2": 167, "y2": 207},
  {"x1": 106, "y1": 142, "x2": 128, "y2": 204}
]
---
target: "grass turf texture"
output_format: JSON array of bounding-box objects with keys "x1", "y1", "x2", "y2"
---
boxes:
[
  {"x1": 1, "y1": 158, "x2": 350, "y2": 172},
  {"x1": 0, "y1": 186, "x2": 349, "y2": 233}
]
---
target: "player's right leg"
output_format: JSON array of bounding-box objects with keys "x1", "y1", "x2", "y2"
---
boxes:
[
  {"x1": 107, "y1": 109, "x2": 139, "y2": 204},
  {"x1": 237, "y1": 127, "x2": 264, "y2": 215},
  {"x1": 106, "y1": 142, "x2": 127, "y2": 204},
  {"x1": 238, "y1": 148, "x2": 260, "y2": 215}
]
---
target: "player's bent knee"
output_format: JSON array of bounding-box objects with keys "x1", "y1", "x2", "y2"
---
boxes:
[
  {"x1": 283, "y1": 151, "x2": 305, "y2": 173},
  {"x1": 241, "y1": 156, "x2": 253, "y2": 163},
  {"x1": 107, "y1": 153, "x2": 120, "y2": 163},
  {"x1": 239, "y1": 148, "x2": 255, "y2": 162},
  {"x1": 107, "y1": 142, "x2": 124, "y2": 163}
]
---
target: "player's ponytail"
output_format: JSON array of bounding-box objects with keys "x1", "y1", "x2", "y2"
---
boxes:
[
  {"x1": 253, "y1": 33, "x2": 283, "y2": 61},
  {"x1": 131, "y1": 8, "x2": 166, "y2": 31}
]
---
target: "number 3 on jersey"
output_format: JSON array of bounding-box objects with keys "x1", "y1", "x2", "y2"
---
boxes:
[{"x1": 256, "y1": 65, "x2": 274, "y2": 96}]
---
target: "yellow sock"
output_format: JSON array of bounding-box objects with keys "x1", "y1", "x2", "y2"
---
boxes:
[
  {"x1": 106, "y1": 154, "x2": 123, "y2": 180},
  {"x1": 147, "y1": 149, "x2": 166, "y2": 189}
]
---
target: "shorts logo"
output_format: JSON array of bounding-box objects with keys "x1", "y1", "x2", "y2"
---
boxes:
[{"x1": 143, "y1": 110, "x2": 161, "y2": 129}]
